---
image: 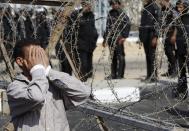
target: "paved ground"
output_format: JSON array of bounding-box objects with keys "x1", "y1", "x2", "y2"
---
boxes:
[{"x1": 0, "y1": 42, "x2": 189, "y2": 130}]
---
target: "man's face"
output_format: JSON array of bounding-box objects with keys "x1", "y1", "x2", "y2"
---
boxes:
[
  {"x1": 177, "y1": 4, "x2": 185, "y2": 13},
  {"x1": 112, "y1": 2, "x2": 120, "y2": 10},
  {"x1": 83, "y1": 3, "x2": 92, "y2": 12}
]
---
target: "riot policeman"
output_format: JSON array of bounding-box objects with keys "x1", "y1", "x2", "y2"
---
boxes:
[
  {"x1": 61, "y1": 0, "x2": 98, "y2": 81},
  {"x1": 79, "y1": 0, "x2": 98, "y2": 81},
  {"x1": 139, "y1": 0, "x2": 161, "y2": 82},
  {"x1": 36, "y1": 8, "x2": 50, "y2": 49},
  {"x1": 17, "y1": 9, "x2": 34, "y2": 40},
  {"x1": 55, "y1": 10, "x2": 73, "y2": 75},
  {"x1": 160, "y1": 0, "x2": 177, "y2": 78},
  {"x1": 172, "y1": 0, "x2": 189, "y2": 100},
  {"x1": 103, "y1": 0, "x2": 131, "y2": 79},
  {"x1": 0, "y1": 7, "x2": 15, "y2": 67}
]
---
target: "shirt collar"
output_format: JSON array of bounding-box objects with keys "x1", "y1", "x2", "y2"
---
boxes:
[{"x1": 14, "y1": 73, "x2": 30, "y2": 84}]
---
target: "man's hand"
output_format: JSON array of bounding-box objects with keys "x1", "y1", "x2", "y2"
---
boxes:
[
  {"x1": 39, "y1": 47, "x2": 49, "y2": 68},
  {"x1": 24, "y1": 46, "x2": 42, "y2": 71},
  {"x1": 151, "y1": 37, "x2": 158, "y2": 48},
  {"x1": 24, "y1": 45, "x2": 49, "y2": 71}
]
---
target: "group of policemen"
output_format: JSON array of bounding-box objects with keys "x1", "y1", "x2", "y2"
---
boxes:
[
  {"x1": 57, "y1": 0, "x2": 131, "y2": 82},
  {"x1": 0, "y1": 0, "x2": 131, "y2": 82},
  {"x1": 139, "y1": 0, "x2": 189, "y2": 100},
  {"x1": 0, "y1": 6, "x2": 50, "y2": 61},
  {"x1": 1, "y1": 0, "x2": 189, "y2": 99}
]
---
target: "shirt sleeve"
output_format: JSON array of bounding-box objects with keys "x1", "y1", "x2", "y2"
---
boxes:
[
  {"x1": 7, "y1": 68, "x2": 49, "y2": 118},
  {"x1": 30, "y1": 64, "x2": 45, "y2": 74},
  {"x1": 103, "y1": 13, "x2": 111, "y2": 40},
  {"x1": 48, "y1": 69, "x2": 91, "y2": 108}
]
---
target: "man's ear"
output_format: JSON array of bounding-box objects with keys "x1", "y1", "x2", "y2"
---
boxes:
[{"x1": 15, "y1": 57, "x2": 24, "y2": 67}]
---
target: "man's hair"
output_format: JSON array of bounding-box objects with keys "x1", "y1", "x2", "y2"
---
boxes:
[{"x1": 13, "y1": 39, "x2": 41, "y2": 60}]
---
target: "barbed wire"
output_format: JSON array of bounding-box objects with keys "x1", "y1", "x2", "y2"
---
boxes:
[{"x1": 0, "y1": 0, "x2": 189, "y2": 130}]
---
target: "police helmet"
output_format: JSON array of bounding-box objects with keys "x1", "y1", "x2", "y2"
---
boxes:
[{"x1": 36, "y1": 7, "x2": 47, "y2": 16}]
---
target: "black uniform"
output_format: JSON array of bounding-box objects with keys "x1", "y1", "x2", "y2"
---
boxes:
[
  {"x1": 36, "y1": 12, "x2": 50, "y2": 49},
  {"x1": 2, "y1": 13, "x2": 13, "y2": 42},
  {"x1": 104, "y1": 8, "x2": 131, "y2": 79},
  {"x1": 55, "y1": 41, "x2": 72, "y2": 75},
  {"x1": 174, "y1": 12, "x2": 189, "y2": 97},
  {"x1": 161, "y1": 4, "x2": 177, "y2": 77},
  {"x1": 17, "y1": 12, "x2": 34, "y2": 40},
  {"x1": 76, "y1": 10, "x2": 98, "y2": 81},
  {"x1": 16, "y1": 15, "x2": 26, "y2": 40},
  {"x1": 58, "y1": 9, "x2": 98, "y2": 81},
  {"x1": 1, "y1": 8, "x2": 15, "y2": 62},
  {"x1": 139, "y1": 2, "x2": 161, "y2": 81}
]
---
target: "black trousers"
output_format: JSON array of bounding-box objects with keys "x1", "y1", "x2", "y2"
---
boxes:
[
  {"x1": 58, "y1": 52, "x2": 72, "y2": 75},
  {"x1": 177, "y1": 40, "x2": 189, "y2": 93},
  {"x1": 55, "y1": 43, "x2": 72, "y2": 75},
  {"x1": 164, "y1": 39, "x2": 177, "y2": 74},
  {"x1": 143, "y1": 39, "x2": 157, "y2": 79},
  {"x1": 110, "y1": 44, "x2": 125, "y2": 78},
  {"x1": 78, "y1": 50, "x2": 93, "y2": 81},
  {"x1": 177, "y1": 54, "x2": 188, "y2": 93},
  {"x1": 60, "y1": 58, "x2": 72, "y2": 75}
]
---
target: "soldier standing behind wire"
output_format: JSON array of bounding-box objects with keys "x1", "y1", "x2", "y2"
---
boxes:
[
  {"x1": 1, "y1": 7, "x2": 15, "y2": 68},
  {"x1": 60, "y1": 0, "x2": 98, "y2": 81},
  {"x1": 17, "y1": 9, "x2": 26, "y2": 40},
  {"x1": 17, "y1": 9, "x2": 34, "y2": 40},
  {"x1": 56, "y1": 9, "x2": 74, "y2": 75},
  {"x1": 74, "y1": 0, "x2": 98, "y2": 82},
  {"x1": 160, "y1": 0, "x2": 177, "y2": 78},
  {"x1": 36, "y1": 8, "x2": 50, "y2": 49},
  {"x1": 172, "y1": 0, "x2": 189, "y2": 100},
  {"x1": 103, "y1": 0, "x2": 131, "y2": 79},
  {"x1": 139, "y1": 0, "x2": 161, "y2": 82}
]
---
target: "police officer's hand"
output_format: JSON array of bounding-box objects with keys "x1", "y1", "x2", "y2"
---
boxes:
[
  {"x1": 151, "y1": 37, "x2": 158, "y2": 48},
  {"x1": 118, "y1": 38, "x2": 125, "y2": 45},
  {"x1": 170, "y1": 30, "x2": 177, "y2": 44},
  {"x1": 102, "y1": 41, "x2": 107, "y2": 48},
  {"x1": 170, "y1": 36, "x2": 176, "y2": 44}
]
